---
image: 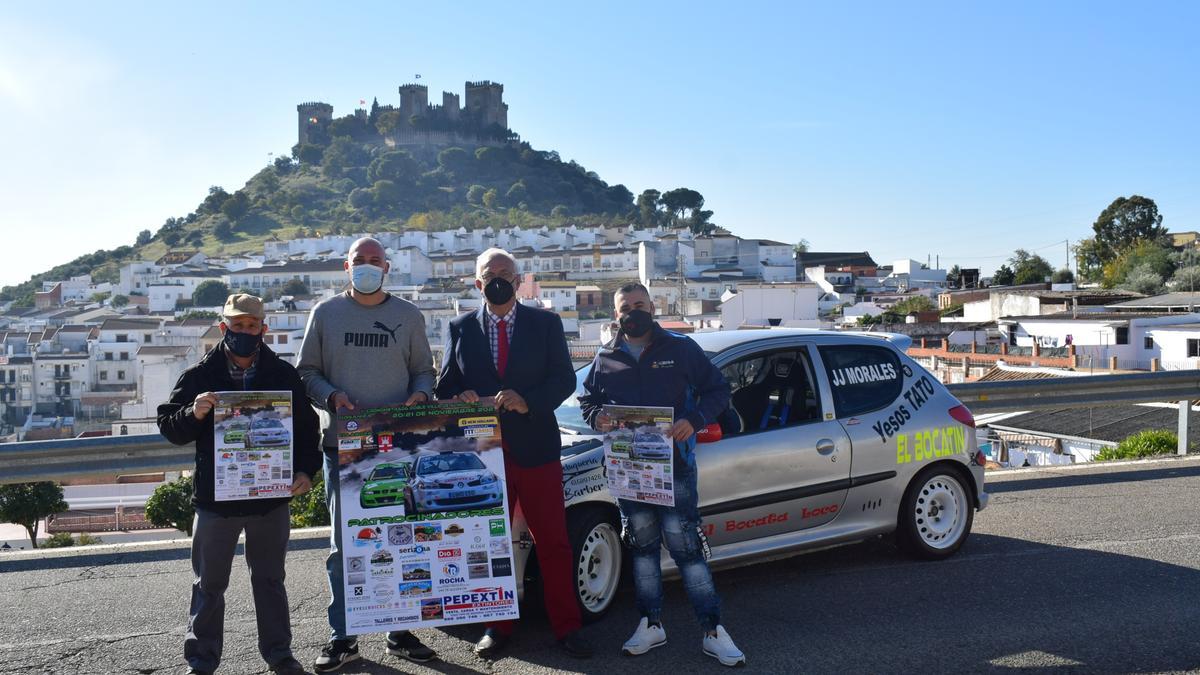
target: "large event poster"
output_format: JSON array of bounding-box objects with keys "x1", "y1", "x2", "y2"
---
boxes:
[
  {"x1": 212, "y1": 391, "x2": 294, "y2": 501},
  {"x1": 602, "y1": 404, "x2": 676, "y2": 506},
  {"x1": 336, "y1": 401, "x2": 519, "y2": 634}
]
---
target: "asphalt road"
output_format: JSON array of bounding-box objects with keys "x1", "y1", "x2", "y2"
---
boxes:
[{"x1": 5, "y1": 456, "x2": 1200, "y2": 674}]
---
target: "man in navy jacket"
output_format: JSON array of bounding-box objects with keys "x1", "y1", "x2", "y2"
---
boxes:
[
  {"x1": 435, "y1": 248, "x2": 592, "y2": 659},
  {"x1": 578, "y1": 282, "x2": 745, "y2": 667}
]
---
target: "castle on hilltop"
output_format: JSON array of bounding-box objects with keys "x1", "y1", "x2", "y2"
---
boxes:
[{"x1": 297, "y1": 80, "x2": 512, "y2": 148}]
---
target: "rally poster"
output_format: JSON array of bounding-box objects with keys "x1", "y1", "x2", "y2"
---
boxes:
[
  {"x1": 211, "y1": 391, "x2": 294, "y2": 501},
  {"x1": 336, "y1": 401, "x2": 518, "y2": 634},
  {"x1": 602, "y1": 404, "x2": 676, "y2": 506}
]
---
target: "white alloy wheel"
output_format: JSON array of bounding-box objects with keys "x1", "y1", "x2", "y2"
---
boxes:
[
  {"x1": 912, "y1": 473, "x2": 968, "y2": 550},
  {"x1": 576, "y1": 521, "x2": 622, "y2": 614}
]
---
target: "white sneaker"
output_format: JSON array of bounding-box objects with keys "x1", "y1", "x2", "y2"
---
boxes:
[
  {"x1": 702, "y1": 625, "x2": 746, "y2": 667},
  {"x1": 622, "y1": 617, "x2": 667, "y2": 656}
]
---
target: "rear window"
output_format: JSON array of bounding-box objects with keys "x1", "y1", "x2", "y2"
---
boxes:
[{"x1": 818, "y1": 345, "x2": 904, "y2": 417}]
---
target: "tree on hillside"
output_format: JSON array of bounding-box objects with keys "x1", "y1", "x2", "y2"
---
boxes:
[
  {"x1": 220, "y1": 191, "x2": 250, "y2": 222},
  {"x1": 795, "y1": 239, "x2": 810, "y2": 255},
  {"x1": 0, "y1": 482, "x2": 69, "y2": 549},
  {"x1": 1092, "y1": 195, "x2": 1167, "y2": 262},
  {"x1": 213, "y1": 219, "x2": 234, "y2": 241},
  {"x1": 1051, "y1": 268, "x2": 1075, "y2": 284},
  {"x1": 437, "y1": 147, "x2": 471, "y2": 172},
  {"x1": 200, "y1": 186, "x2": 231, "y2": 215},
  {"x1": 659, "y1": 188, "x2": 704, "y2": 225},
  {"x1": 1121, "y1": 264, "x2": 1166, "y2": 295},
  {"x1": 482, "y1": 188, "x2": 498, "y2": 209},
  {"x1": 891, "y1": 295, "x2": 935, "y2": 316},
  {"x1": 135, "y1": 229, "x2": 152, "y2": 246},
  {"x1": 111, "y1": 294, "x2": 129, "y2": 308},
  {"x1": 193, "y1": 280, "x2": 231, "y2": 307},
  {"x1": 466, "y1": 185, "x2": 486, "y2": 205},
  {"x1": 292, "y1": 143, "x2": 324, "y2": 166},
  {"x1": 1102, "y1": 240, "x2": 1174, "y2": 289},
  {"x1": 321, "y1": 137, "x2": 371, "y2": 179},
  {"x1": 1169, "y1": 266, "x2": 1200, "y2": 292},
  {"x1": 636, "y1": 189, "x2": 661, "y2": 228},
  {"x1": 1009, "y1": 249, "x2": 1054, "y2": 285},
  {"x1": 282, "y1": 279, "x2": 309, "y2": 296},
  {"x1": 991, "y1": 265, "x2": 1016, "y2": 286},
  {"x1": 368, "y1": 150, "x2": 419, "y2": 184}
]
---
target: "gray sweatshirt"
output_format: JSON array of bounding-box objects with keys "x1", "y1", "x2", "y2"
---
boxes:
[{"x1": 298, "y1": 291, "x2": 436, "y2": 449}]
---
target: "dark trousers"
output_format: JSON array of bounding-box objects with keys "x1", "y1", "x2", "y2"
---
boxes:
[
  {"x1": 185, "y1": 503, "x2": 293, "y2": 671},
  {"x1": 489, "y1": 458, "x2": 582, "y2": 640}
]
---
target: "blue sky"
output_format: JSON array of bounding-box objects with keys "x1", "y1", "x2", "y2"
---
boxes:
[{"x1": 2, "y1": 1, "x2": 1197, "y2": 288}]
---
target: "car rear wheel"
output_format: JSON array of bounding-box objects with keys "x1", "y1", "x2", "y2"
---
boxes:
[
  {"x1": 897, "y1": 465, "x2": 974, "y2": 560},
  {"x1": 567, "y1": 505, "x2": 623, "y2": 622}
]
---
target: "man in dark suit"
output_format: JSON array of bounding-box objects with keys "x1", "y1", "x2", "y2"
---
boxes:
[{"x1": 435, "y1": 248, "x2": 593, "y2": 659}]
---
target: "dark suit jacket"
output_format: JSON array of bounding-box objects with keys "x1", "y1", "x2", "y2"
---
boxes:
[{"x1": 435, "y1": 302, "x2": 575, "y2": 467}]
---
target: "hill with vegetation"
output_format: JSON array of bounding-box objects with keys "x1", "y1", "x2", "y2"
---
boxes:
[{"x1": 1, "y1": 118, "x2": 717, "y2": 305}]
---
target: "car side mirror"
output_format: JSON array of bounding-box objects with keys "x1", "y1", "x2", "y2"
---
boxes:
[{"x1": 696, "y1": 422, "x2": 723, "y2": 444}]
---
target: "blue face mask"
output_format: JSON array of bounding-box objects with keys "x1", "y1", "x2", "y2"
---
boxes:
[{"x1": 351, "y1": 263, "x2": 384, "y2": 294}]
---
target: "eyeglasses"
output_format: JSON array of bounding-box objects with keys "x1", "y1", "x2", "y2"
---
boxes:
[{"x1": 480, "y1": 272, "x2": 516, "y2": 283}]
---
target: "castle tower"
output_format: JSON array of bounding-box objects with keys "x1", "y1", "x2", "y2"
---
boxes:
[
  {"x1": 398, "y1": 83, "x2": 429, "y2": 119},
  {"x1": 442, "y1": 91, "x2": 460, "y2": 121},
  {"x1": 464, "y1": 80, "x2": 507, "y2": 128},
  {"x1": 296, "y1": 102, "x2": 333, "y2": 145}
]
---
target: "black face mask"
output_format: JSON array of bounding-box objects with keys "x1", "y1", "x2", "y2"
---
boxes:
[
  {"x1": 619, "y1": 309, "x2": 654, "y2": 338},
  {"x1": 484, "y1": 277, "x2": 515, "y2": 305},
  {"x1": 223, "y1": 329, "x2": 262, "y2": 358}
]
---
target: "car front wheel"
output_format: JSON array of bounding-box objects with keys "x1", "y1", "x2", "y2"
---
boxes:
[
  {"x1": 567, "y1": 505, "x2": 623, "y2": 622},
  {"x1": 897, "y1": 465, "x2": 974, "y2": 560}
]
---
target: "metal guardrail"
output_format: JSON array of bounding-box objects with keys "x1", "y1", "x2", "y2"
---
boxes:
[
  {"x1": 945, "y1": 370, "x2": 1200, "y2": 413},
  {"x1": 0, "y1": 433, "x2": 188, "y2": 485},
  {"x1": 3, "y1": 370, "x2": 1200, "y2": 485}
]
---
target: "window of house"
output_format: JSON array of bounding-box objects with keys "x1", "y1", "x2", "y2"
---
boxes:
[
  {"x1": 1144, "y1": 336, "x2": 1154, "y2": 350},
  {"x1": 818, "y1": 344, "x2": 904, "y2": 418},
  {"x1": 277, "y1": 335, "x2": 288, "y2": 345},
  {"x1": 100, "y1": 371, "x2": 108, "y2": 381},
  {"x1": 120, "y1": 352, "x2": 129, "y2": 360},
  {"x1": 1115, "y1": 327, "x2": 1129, "y2": 345},
  {"x1": 718, "y1": 349, "x2": 822, "y2": 436},
  {"x1": 1189, "y1": 339, "x2": 1200, "y2": 358},
  {"x1": 105, "y1": 352, "x2": 113, "y2": 361},
  {"x1": 118, "y1": 370, "x2": 126, "y2": 380},
  {"x1": 116, "y1": 334, "x2": 128, "y2": 342}
]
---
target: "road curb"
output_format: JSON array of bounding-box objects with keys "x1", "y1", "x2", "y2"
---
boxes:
[
  {"x1": 0, "y1": 525, "x2": 332, "y2": 560},
  {"x1": 985, "y1": 453, "x2": 1200, "y2": 482}
]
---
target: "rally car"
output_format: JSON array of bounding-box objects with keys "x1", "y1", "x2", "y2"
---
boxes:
[
  {"x1": 359, "y1": 462, "x2": 412, "y2": 509},
  {"x1": 508, "y1": 328, "x2": 988, "y2": 622},
  {"x1": 247, "y1": 418, "x2": 290, "y2": 447},
  {"x1": 404, "y1": 452, "x2": 503, "y2": 514},
  {"x1": 222, "y1": 418, "x2": 250, "y2": 444}
]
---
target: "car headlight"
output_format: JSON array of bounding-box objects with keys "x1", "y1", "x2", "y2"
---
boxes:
[{"x1": 480, "y1": 473, "x2": 498, "y2": 484}]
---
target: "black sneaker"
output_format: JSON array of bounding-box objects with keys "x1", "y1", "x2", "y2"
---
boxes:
[
  {"x1": 386, "y1": 631, "x2": 436, "y2": 663},
  {"x1": 313, "y1": 639, "x2": 359, "y2": 673}
]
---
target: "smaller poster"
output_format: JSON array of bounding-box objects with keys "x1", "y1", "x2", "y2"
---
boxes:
[
  {"x1": 212, "y1": 391, "x2": 294, "y2": 501},
  {"x1": 602, "y1": 404, "x2": 675, "y2": 506}
]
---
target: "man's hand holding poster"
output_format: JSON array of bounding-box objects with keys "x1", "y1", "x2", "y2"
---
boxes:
[
  {"x1": 602, "y1": 404, "x2": 675, "y2": 506},
  {"x1": 335, "y1": 401, "x2": 518, "y2": 634}
]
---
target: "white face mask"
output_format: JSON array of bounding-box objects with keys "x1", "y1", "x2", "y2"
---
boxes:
[{"x1": 351, "y1": 263, "x2": 384, "y2": 294}]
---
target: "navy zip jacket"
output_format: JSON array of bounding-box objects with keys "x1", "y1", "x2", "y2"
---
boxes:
[
  {"x1": 579, "y1": 323, "x2": 730, "y2": 459},
  {"x1": 157, "y1": 342, "x2": 321, "y2": 517}
]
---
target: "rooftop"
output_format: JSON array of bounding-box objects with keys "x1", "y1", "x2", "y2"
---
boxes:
[
  {"x1": 1108, "y1": 292, "x2": 1200, "y2": 309},
  {"x1": 999, "y1": 312, "x2": 1197, "y2": 323}
]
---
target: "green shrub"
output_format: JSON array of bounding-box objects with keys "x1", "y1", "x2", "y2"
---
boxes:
[
  {"x1": 77, "y1": 533, "x2": 104, "y2": 546},
  {"x1": 42, "y1": 532, "x2": 75, "y2": 548},
  {"x1": 1096, "y1": 430, "x2": 1178, "y2": 461},
  {"x1": 290, "y1": 472, "x2": 330, "y2": 528},
  {"x1": 146, "y1": 476, "x2": 195, "y2": 535}
]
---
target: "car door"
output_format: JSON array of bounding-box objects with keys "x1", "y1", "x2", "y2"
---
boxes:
[{"x1": 696, "y1": 343, "x2": 852, "y2": 547}]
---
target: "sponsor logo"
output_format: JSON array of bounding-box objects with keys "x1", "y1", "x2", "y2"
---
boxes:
[
  {"x1": 372, "y1": 583, "x2": 394, "y2": 600},
  {"x1": 801, "y1": 504, "x2": 839, "y2": 519},
  {"x1": 347, "y1": 556, "x2": 365, "y2": 573},
  {"x1": 831, "y1": 362, "x2": 898, "y2": 387},
  {"x1": 339, "y1": 437, "x2": 362, "y2": 451},
  {"x1": 352, "y1": 528, "x2": 382, "y2": 548},
  {"x1": 438, "y1": 547, "x2": 462, "y2": 559},
  {"x1": 467, "y1": 551, "x2": 488, "y2": 564},
  {"x1": 705, "y1": 512, "x2": 789, "y2": 535},
  {"x1": 444, "y1": 523, "x2": 465, "y2": 536},
  {"x1": 393, "y1": 545, "x2": 428, "y2": 556},
  {"x1": 345, "y1": 420, "x2": 359, "y2": 431},
  {"x1": 490, "y1": 557, "x2": 512, "y2": 577},
  {"x1": 469, "y1": 563, "x2": 490, "y2": 579},
  {"x1": 650, "y1": 359, "x2": 675, "y2": 369},
  {"x1": 442, "y1": 587, "x2": 516, "y2": 610},
  {"x1": 442, "y1": 562, "x2": 460, "y2": 576},
  {"x1": 896, "y1": 425, "x2": 967, "y2": 465},
  {"x1": 489, "y1": 519, "x2": 506, "y2": 536}
]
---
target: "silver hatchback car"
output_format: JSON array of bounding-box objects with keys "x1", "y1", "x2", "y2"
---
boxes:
[{"x1": 508, "y1": 328, "x2": 988, "y2": 621}]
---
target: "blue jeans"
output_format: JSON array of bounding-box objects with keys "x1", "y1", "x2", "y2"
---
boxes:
[
  {"x1": 618, "y1": 458, "x2": 721, "y2": 632},
  {"x1": 323, "y1": 452, "x2": 348, "y2": 640}
]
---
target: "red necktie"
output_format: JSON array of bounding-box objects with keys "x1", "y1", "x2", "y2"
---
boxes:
[{"x1": 496, "y1": 318, "x2": 509, "y2": 378}]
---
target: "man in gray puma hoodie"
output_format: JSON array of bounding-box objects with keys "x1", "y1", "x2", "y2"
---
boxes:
[{"x1": 297, "y1": 237, "x2": 436, "y2": 672}]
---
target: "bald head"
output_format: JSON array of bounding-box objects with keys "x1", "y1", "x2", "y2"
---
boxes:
[{"x1": 348, "y1": 237, "x2": 386, "y2": 263}]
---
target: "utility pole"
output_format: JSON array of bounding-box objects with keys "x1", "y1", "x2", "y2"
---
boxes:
[{"x1": 676, "y1": 254, "x2": 686, "y2": 318}]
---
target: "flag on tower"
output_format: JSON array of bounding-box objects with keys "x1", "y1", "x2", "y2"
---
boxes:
[{"x1": 414, "y1": 73, "x2": 421, "y2": 79}]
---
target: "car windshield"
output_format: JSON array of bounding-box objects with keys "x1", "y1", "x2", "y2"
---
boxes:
[
  {"x1": 557, "y1": 366, "x2": 592, "y2": 434},
  {"x1": 253, "y1": 419, "x2": 282, "y2": 429},
  {"x1": 417, "y1": 453, "x2": 485, "y2": 475},
  {"x1": 369, "y1": 465, "x2": 407, "y2": 480}
]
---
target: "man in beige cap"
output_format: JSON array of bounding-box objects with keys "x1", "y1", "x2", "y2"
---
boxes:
[{"x1": 158, "y1": 293, "x2": 321, "y2": 675}]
